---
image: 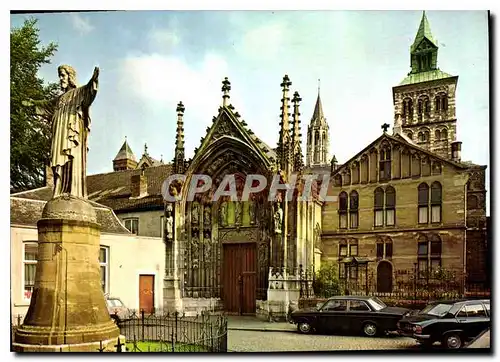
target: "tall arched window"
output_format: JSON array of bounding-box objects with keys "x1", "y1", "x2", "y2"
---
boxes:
[
  {"x1": 418, "y1": 234, "x2": 442, "y2": 278},
  {"x1": 418, "y1": 183, "x2": 429, "y2": 224},
  {"x1": 385, "y1": 186, "x2": 396, "y2": 226},
  {"x1": 403, "y1": 98, "x2": 414, "y2": 120},
  {"x1": 407, "y1": 131, "x2": 413, "y2": 140},
  {"x1": 435, "y1": 129, "x2": 441, "y2": 141},
  {"x1": 379, "y1": 148, "x2": 391, "y2": 181},
  {"x1": 441, "y1": 128, "x2": 448, "y2": 140},
  {"x1": 374, "y1": 187, "x2": 384, "y2": 227},
  {"x1": 349, "y1": 191, "x2": 359, "y2": 229},
  {"x1": 377, "y1": 236, "x2": 393, "y2": 259},
  {"x1": 417, "y1": 234, "x2": 429, "y2": 278},
  {"x1": 429, "y1": 234, "x2": 442, "y2": 273},
  {"x1": 431, "y1": 182, "x2": 442, "y2": 223},
  {"x1": 339, "y1": 192, "x2": 348, "y2": 229}
]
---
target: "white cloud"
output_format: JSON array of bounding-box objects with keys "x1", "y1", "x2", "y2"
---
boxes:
[
  {"x1": 235, "y1": 21, "x2": 288, "y2": 62},
  {"x1": 70, "y1": 13, "x2": 94, "y2": 35},
  {"x1": 148, "y1": 29, "x2": 180, "y2": 50},
  {"x1": 118, "y1": 52, "x2": 236, "y2": 158}
]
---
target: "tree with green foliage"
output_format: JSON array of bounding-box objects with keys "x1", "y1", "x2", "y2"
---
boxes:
[
  {"x1": 10, "y1": 18, "x2": 58, "y2": 193},
  {"x1": 313, "y1": 262, "x2": 342, "y2": 298}
]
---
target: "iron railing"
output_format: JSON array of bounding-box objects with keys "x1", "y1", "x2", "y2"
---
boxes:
[{"x1": 11, "y1": 310, "x2": 228, "y2": 353}]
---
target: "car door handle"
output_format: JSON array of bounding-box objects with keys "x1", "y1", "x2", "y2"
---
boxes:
[{"x1": 458, "y1": 319, "x2": 467, "y2": 322}]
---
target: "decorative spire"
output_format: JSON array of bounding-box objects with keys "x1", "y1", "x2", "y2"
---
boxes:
[
  {"x1": 174, "y1": 101, "x2": 186, "y2": 174},
  {"x1": 144, "y1": 142, "x2": 148, "y2": 155},
  {"x1": 306, "y1": 80, "x2": 330, "y2": 168},
  {"x1": 410, "y1": 11, "x2": 438, "y2": 74},
  {"x1": 221, "y1": 77, "x2": 231, "y2": 107},
  {"x1": 277, "y1": 74, "x2": 292, "y2": 174},
  {"x1": 381, "y1": 123, "x2": 390, "y2": 133},
  {"x1": 312, "y1": 90, "x2": 325, "y2": 125},
  {"x1": 292, "y1": 91, "x2": 304, "y2": 172},
  {"x1": 330, "y1": 155, "x2": 338, "y2": 173},
  {"x1": 411, "y1": 11, "x2": 437, "y2": 51}
]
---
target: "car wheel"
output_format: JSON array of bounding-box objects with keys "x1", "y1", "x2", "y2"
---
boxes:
[
  {"x1": 442, "y1": 333, "x2": 462, "y2": 349},
  {"x1": 362, "y1": 322, "x2": 378, "y2": 337},
  {"x1": 297, "y1": 321, "x2": 312, "y2": 334}
]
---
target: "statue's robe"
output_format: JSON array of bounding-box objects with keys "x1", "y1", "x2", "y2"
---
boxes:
[{"x1": 37, "y1": 80, "x2": 97, "y2": 198}]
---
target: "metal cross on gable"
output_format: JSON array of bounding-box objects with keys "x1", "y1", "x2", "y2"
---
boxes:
[{"x1": 381, "y1": 123, "x2": 390, "y2": 133}]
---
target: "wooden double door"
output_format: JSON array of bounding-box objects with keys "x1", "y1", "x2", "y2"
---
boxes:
[{"x1": 223, "y1": 243, "x2": 256, "y2": 314}]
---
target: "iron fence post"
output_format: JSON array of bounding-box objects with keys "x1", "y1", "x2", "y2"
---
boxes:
[{"x1": 141, "y1": 309, "x2": 145, "y2": 341}]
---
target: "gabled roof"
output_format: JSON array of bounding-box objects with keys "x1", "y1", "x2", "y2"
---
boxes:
[
  {"x1": 331, "y1": 132, "x2": 469, "y2": 177},
  {"x1": 411, "y1": 11, "x2": 437, "y2": 52},
  {"x1": 10, "y1": 197, "x2": 130, "y2": 234},
  {"x1": 114, "y1": 139, "x2": 136, "y2": 162},
  {"x1": 190, "y1": 104, "x2": 276, "y2": 169},
  {"x1": 11, "y1": 163, "x2": 173, "y2": 213},
  {"x1": 137, "y1": 153, "x2": 163, "y2": 169}
]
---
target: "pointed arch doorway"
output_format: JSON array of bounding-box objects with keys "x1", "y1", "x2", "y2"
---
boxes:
[{"x1": 376, "y1": 261, "x2": 393, "y2": 293}]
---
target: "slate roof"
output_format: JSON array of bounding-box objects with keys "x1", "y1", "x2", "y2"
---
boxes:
[
  {"x1": 114, "y1": 139, "x2": 136, "y2": 162},
  {"x1": 87, "y1": 163, "x2": 172, "y2": 212},
  {"x1": 310, "y1": 93, "x2": 326, "y2": 126},
  {"x1": 11, "y1": 163, "x2": 173, "y2": 214},
  {"x1": 10, "y1": 197, "x2": 130, "y2": 234}
]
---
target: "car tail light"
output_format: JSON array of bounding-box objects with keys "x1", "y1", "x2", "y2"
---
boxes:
[{"x1": 413, "y1": 325, "x2": 423, "y2": 334}]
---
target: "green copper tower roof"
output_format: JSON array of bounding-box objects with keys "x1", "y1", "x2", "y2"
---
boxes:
[
  {"x1": 411, "y1": 11, "x2": 437, "y2": 52},
  {"x1": 397, "y1": 11, "x2": 455, "y2": 85}
]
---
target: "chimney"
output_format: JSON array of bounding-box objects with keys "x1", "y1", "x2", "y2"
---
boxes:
[
  {"x1": 451, "y1": 141, "x2": 462, "y2": 162},
  {"x1": 131, "y1": 172, "x2": 148, "y2": 198},
  {"x1": 45, "y1": 165, "x2": 53, "y2": 188}
]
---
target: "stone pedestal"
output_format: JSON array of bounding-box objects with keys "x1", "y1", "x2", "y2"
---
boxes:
[
  {"x1": 163, "y1": 277, "x2": 184, "y2": 313},
  {"x1": 266, "y1": 267, "x2": 302, "y2": 321},
  {"x1": 13, "y1": 196, "x2": 121, "y2": 352}
]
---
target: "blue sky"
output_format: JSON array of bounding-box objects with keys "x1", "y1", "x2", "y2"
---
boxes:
[{"x1": 10, "y1": 10, "x2": 490, "y2": 211}]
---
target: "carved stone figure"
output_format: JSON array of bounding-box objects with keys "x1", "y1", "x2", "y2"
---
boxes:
[
  {"x1": 30, "y1": 65, "x2": 99, "y2": 199},
  {"x1": 165, "y1": 204, "x2": 174, "y2": 241},
  {"x1": 219, "y1": 201, "x2": 227, "y2": 226},
  {"x1": 274, "y1": 202, "x2": 283, "y2": 234},
  {"x1": 204, "y1": 205, "x2": 211, "y2": 228},
  {"x1": 192, "y1": 202, "x2": 200, "y2": 225},
  {"x1": 249, "y1": 201, "x2": 256, "y2": 225},
  {"x1": 235, "y1": 201, "x2": 242, "y2": 225}
]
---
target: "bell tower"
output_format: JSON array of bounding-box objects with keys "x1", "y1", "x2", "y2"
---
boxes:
[
  {"x1": 392, "y1": 11, "x2": 459, "y2": 159},
  {"x1": 306, "y1": 80, "x2": 330, "y2": 168}
]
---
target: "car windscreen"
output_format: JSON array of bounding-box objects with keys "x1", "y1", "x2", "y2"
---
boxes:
[
  {"x1": 107, "y1": 299, "x2": 124, "y2": 307},
  {"x1": 368, "y1": 298, "x2": 386, "y2": 311},
  {"x1": 419, "y1": 303, "x2": 452, "y2": 317}
]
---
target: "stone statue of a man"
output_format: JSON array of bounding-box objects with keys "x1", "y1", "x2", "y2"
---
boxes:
[
  {"x1": 31, "y1": 65, "x2": 99, "y2": 199},
  {"x1": 274, "y1": 202, "x2": 283, "y2": 234}
]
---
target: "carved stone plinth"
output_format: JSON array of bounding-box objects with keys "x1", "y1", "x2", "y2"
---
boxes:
[
  {"x1": 13, "y1": 196, "x2": 121, "y2": 351},
  {"x1": 163, "y1": 278, "x2": 183, "y2": 313}
]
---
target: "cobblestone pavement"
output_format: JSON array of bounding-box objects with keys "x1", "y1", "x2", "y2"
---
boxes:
[{"x1": 227, "y1": 330, "x2": 419, "y2": 352}]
